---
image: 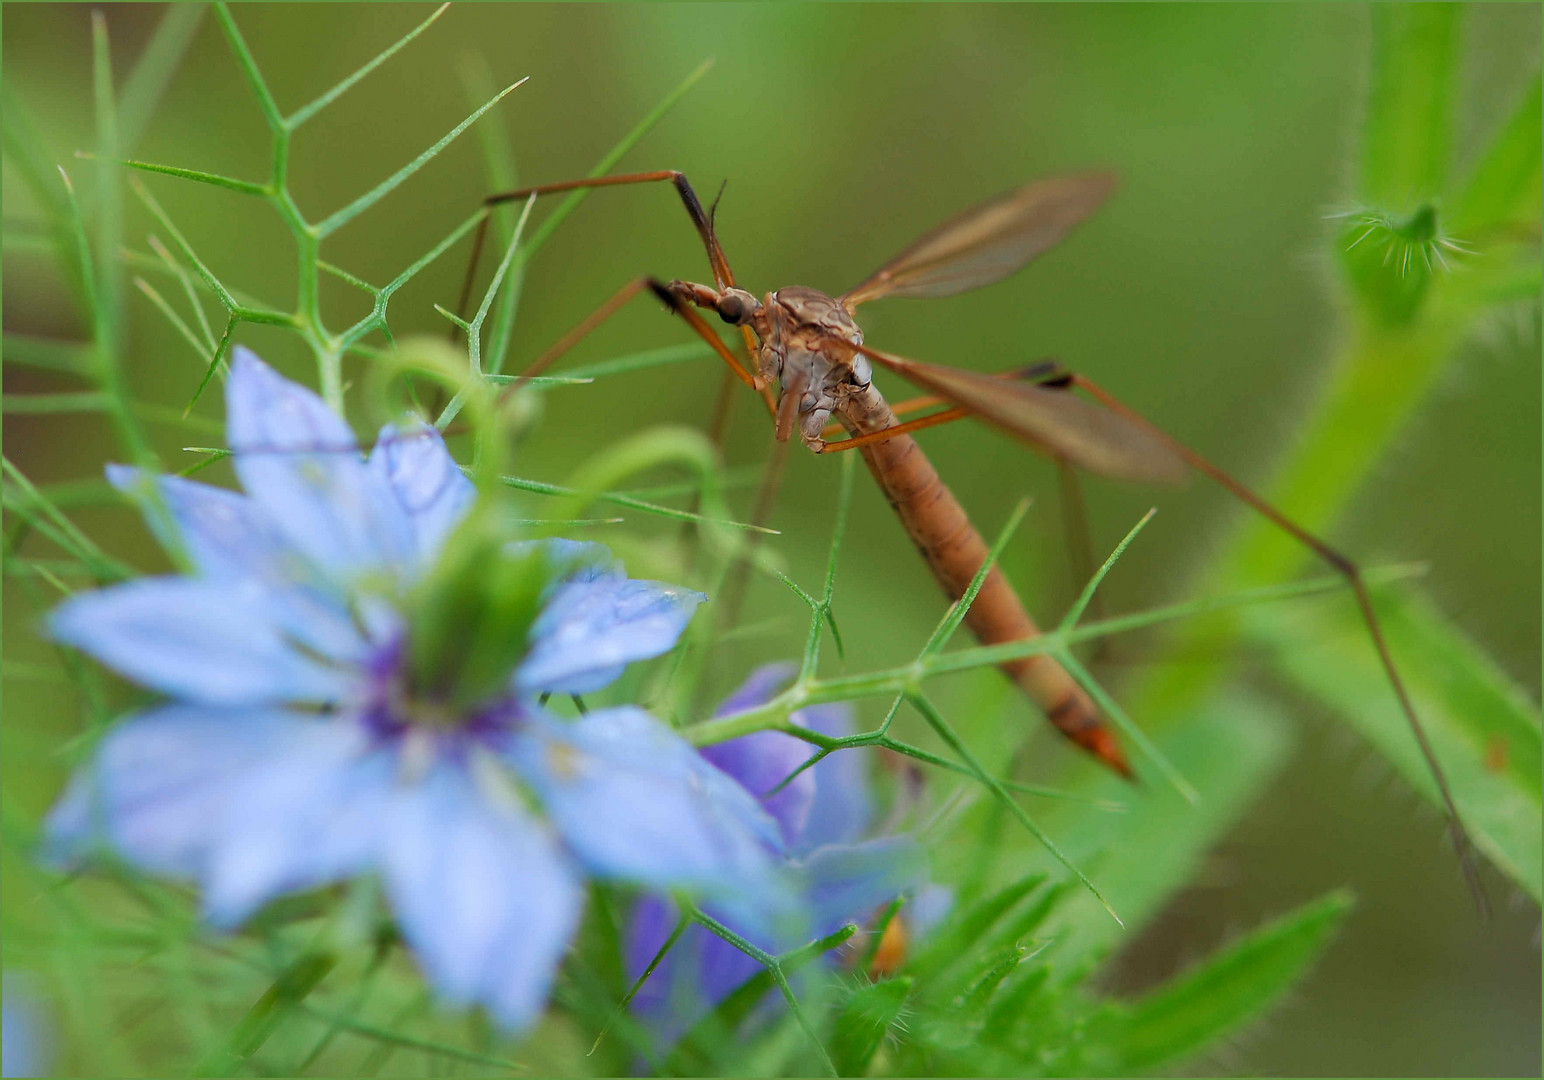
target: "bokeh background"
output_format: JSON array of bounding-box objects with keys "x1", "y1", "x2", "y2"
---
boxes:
[{"x1": 4, "y1": 4, "x2": 1539, "y2": 1075}]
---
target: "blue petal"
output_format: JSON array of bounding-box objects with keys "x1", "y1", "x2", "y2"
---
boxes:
[
  {"x1": 624, "y1": 893, "x2": 685, "y2": 1023},
  {"x1": 384, "y1": 756, "x2": 581, "y2": 1033},
  {"x1": 106, "y1": 465, "x2": 303, "y2": 585},
  {"x1": 715, "y1": 663, "x2": 797, "y2": 714},
  {"x1": 225, "y1": 348, "x2": 412, "y2": 581},
  {"x1": 200, "y1": 717, "x2": 395, "y2": 927},
  {"x1": 705, "y1": 665, "x2": 816, "y2": 846},
  {"x1": 797, "y1": 837, "x2": 927, "y2": 938},
  {"x1": 368, "y1": 421, "x2": 474, "y2": 567},
  {"x1": 907, "y1": 883, "x2": 955, "y2": 942},
  {"x1": 711, "y1": 665, "x2": 871, "y2": 852},
  {"x1": 700, "y1": 732, "x2": 815, "y2": 850},
  {"x1": 514, "y1": 578, "x2": 706, "y2": 696},
  {"x1": 624, "y1": 839, "x2": 924, "y2": 1040},
  {"x1": 506, "y1": 538, "x2": 623, "y2": 585},
  {"x1": 625, "y1": 898, "x2": 761, "y2": 1050},
  {"x1": 44, "y1": 706, "x2": 313, "y2": 880},
  {"x1": 506, "y1": 707, "x2": 787, "y2": 901},
  {"x1": 49, "y1": 577, "x2": 363, "y2": 706}
]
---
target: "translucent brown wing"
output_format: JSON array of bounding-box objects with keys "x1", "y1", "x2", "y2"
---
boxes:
[
  {"x1": 854, "y1": 343, "x2": 1187, "y2": 484},
  {"x1": 839, "y1": 172, "x2": 1117, "y2": 309}
]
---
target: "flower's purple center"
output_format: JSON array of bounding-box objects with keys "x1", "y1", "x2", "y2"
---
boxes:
[{"x1": 357, "y1": 631, "x2": 528, "y2": 742}]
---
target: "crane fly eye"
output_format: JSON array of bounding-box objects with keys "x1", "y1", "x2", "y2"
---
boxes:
[{"x1": 716, "y1": 294, "x2": 746, "y2": 325}]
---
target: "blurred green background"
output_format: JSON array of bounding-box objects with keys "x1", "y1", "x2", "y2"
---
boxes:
[{"x1": 3, "y1": 4, "x2": 1538, "y2": 1075}]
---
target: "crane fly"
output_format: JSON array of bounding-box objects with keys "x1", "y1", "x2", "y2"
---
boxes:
[{"x1": 452, "y1": 165, "x2": 1483, "y2": 906}]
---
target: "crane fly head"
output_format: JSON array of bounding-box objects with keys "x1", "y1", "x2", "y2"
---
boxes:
[{"x1": 747, "y1": 286, "x2": 872, "y2": 448}]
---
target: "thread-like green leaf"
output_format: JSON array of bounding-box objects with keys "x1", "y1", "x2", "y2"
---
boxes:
[
  {"x1": 313, "y1": 77, "x2": 527, "y2": 239},
  {"x1": 3, "y1": 392, "x2": 112, "y2": 414},
  {"x1": 285, "y1": 4, "x2": 450, "y2": 130},
  {"x1": 495, "y1": 473, "x2": 777, "y2": 534},
  {"x1": 3, "y1": 335, "x2": 95, "y2": 376},
  {"x1": 108, "y1": 158, "x2": 268, "y2": 197},
  {"x1": 665, "y1": 922, "x2": 854, "y2": 1076},
  {"x1": 520, "y1": 59, "x2": 714, "y2": 266},
  {"x1": 0, "y1": 85, "x2": 82, "y2": 298},
  {"x1": 561, "y1": 342, "x2": 716, "y2": 381},
  {"x1": 212, "y1": 4, "x2": 284, "y2": 134}
]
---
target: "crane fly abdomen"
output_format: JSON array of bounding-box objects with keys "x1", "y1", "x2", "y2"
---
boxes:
[
  {"x1": 752, "y1": 283, "x2": 1132, "y2": 775},
  {"x1": 838, "y1": 382, "x2": 1132, "y2": 777}
]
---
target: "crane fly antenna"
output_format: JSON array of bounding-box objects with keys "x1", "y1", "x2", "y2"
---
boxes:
[{"x1": 709, "y1": 178, "x2": 728, "y2": 234}]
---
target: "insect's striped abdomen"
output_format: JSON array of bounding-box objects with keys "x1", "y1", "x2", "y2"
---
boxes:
[{"x1": 840, "y1": 384, "x2": 1131, "y2": 777}]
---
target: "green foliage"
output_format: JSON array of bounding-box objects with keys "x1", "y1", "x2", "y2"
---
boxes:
[
  {"x1": 829, "y1": 976, "x2": 913, "y2": 1077},
  {"x1": 1359, "y1": 5, "x2": 1457, "y2": 206},
  {"x1": 1090, "y1": 891, "x2": 1354, "y2": 1073},
  {"x1": 1451, "y1": 72, "x2": 1543, "y2": 233},
  {"x1": 1134, "y1": 1, "x2": 1541, "y2": 916},
  {"x1": 799, "y1": 878, "x2": 1349, "y2": 1077},
  {"x1": 1340, "y1": 5, "x2": 1460, "y2": 323},
  {"x1": 1249, "y1": 587, "x2": 1542, "y2": 900}
]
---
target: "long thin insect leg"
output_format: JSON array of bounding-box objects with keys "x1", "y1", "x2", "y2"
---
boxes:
[
  {"x1": 507, "y1": 277, "x2": 651, "y2": 385},
  {"x1": 455, "y1": 170, "x2": 762, "y2": 464},
  {"x1": 450, "y1": 209, "x2": 494, "y2": 343},
  {"x1": 483, "y1": 277, "x2": 760, "y2": 413},
  {"x1": 1068, "y1": 371, "x2": 1487, "y2": 912},
  {"x1": 819, "y1": 360, "x2": 1068, "y2": 438},
  {"x1": 483, "y1": 170, "x2": 737, "y2": 288},
  {"x1": 821, "y1": 394, "x2": 945, "y2": 438},
  {"x1": 715, "y1": 438, "x2": 791, "y2": 631},
  {"x1": 813, "y1": 407, "x2": 971, "y2": 452},
  {"x1": 647, "y1": 281, "x2": 775, "y2": 414},
  {"x1": 452, "y1": 170, "x2": 741, "y2": 351}
]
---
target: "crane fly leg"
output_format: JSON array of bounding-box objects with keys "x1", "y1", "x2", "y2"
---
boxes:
[
  {"x1": 506, "y1": 276, "x2": 651, "y2": 386},
  {"x1": 482, "y1": 277, "x2": 760, "y2": 412},
  {"x1": 484, "y1": 171, "x2": 735, "y2": 288},
  {"x1": 454, "y1": 170, "x2": 740, "y2": 341},
  {"x1": 814, "y1": 407, "x2": 971, "y2": 453},
  {"x1": 646, "y1": 281, "x2": 776, "y2": 415},
  {"x1": 1065, "y1": 370, "x2": 1486, "y2": 912},
  {"x1": 821, "y1": 393, "x2": 947, "y2": 439},
  {"x1": 819, "y1": 359, "x2": 1070, "y2": 439}
]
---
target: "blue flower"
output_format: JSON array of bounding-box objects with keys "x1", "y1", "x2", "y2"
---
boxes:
[
  {"x1": 625, "y1": 664, "x2": 947, "y2": 1049},
  {"x1": 43, "y1": 348, "x2": 789, "y2": 1033}
]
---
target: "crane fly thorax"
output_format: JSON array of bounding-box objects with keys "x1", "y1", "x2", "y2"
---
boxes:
[{"x1": 757, "y1": 287, "x2": 872, "y2": 449}]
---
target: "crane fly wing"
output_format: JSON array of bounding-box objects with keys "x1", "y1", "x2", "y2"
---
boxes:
[
  {"x1": 854, "y1": 344, "x2": 1188, "y2": 484},
  {"x1": 839, "y1": 172, "x2": 1117, "y2": 309}
]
